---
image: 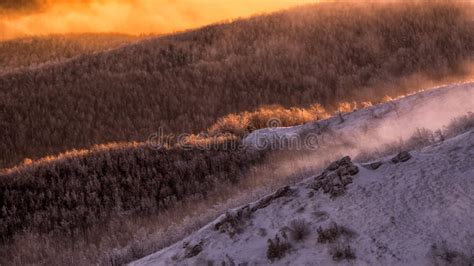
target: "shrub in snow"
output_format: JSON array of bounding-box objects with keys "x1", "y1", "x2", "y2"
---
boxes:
[
  {"x1": 445, "y1": 112, "x2": 474, "y2": 137},
  {"x1": 289, "y1": 219, "x2": 311, "y2": 242},
  {"x1": 267, "y1": 235, "x2": 291, "y2": 262},
  {"x1": 317, "y1": 223, "x2": 354, "y2": 244},
  {"x1": 331, "y1": 245, "x2": 356, "y2": 261},
  {"x1": 429, "y1": 242, "x2": 473, "y2": 265}
]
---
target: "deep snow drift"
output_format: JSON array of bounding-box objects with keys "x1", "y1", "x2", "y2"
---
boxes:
[{"x1": 132, "y1": 83, "x2": 474, "y2": 265}]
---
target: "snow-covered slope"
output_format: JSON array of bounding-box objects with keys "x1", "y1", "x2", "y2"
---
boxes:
[
  {"x1": 243, "y1": 82, "x2": 474, "y2": 152},
  {"x1": 133, "y1": 129, "x2": 474, "y2": 265},
  {"x1": 132, "y1": 83, "x2": 474, "y2": 265}
]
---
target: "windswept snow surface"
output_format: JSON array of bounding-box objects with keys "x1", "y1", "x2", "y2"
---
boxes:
[
  {"x1": 243, "y1": 82, "x2": 474, "y2": 152},
  {"x1": 132, "y1": 83, "x2": 474, "y2": 265}
]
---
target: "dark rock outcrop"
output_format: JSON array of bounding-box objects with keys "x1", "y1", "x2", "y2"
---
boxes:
[
  {"x1": 391, "y1": 151, "x2": 412, "y2": 163},
  {"x1": 310, "y1": 156, "x2": 359, "y2": 198},
  {"x1": 215, "y1": 186, "x2": 293, "y2": 237},
  {"x1": 362, "y1": 161, "x2": 383, "y2": 170}
]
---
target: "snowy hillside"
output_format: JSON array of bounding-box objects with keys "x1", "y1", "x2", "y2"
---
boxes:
[
  {"x1": 243, "y1": 82, "x2": 474, "y2": 152},
  {"x1": 133, "y1": 129, "x2": 474, "y2": 265},
  {"x1": 131, "y1": 83, "x2": 474, "y2": 265}
]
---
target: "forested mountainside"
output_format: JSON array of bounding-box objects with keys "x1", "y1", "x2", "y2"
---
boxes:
[
  {"x1": 1, "y1": 1, "x2": 473, "y2": 168},
  {"x1": 0, "y1": 33, "x2": 139, "y2": 74},
  {"x1": 2, "y1": 82, "x2": 471, "y2": 265}
]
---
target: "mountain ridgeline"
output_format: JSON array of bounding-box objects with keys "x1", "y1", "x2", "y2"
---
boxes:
[
  {"x1": 1, "y1": 1, "x2": 474, "y2": 168},
  {"x1": 0, "y1": 33, "x2": 140, "y2": 74}
]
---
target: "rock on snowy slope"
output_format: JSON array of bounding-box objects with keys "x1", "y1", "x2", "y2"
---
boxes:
[{"x1": 132, "y1": 129, "x2": 474, "y2": 265}]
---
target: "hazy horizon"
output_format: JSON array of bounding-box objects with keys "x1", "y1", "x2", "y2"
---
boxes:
[{"x1": 0, "y1": 0, "x2": 320, "y2": 40}]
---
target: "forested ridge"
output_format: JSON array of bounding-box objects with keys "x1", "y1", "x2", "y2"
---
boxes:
[
  {"x1": 0, "y1": 138, "x2": 270, "y2": 264},
  {"x1": 0, "y1": 140, "x2": 264, "y2": 242},
  {"x1": 0, "y1": 33, "x2": 139, "y2": 74},
  {"x1": 1, "y1": 1, "x2": 473, "y2": 169}
]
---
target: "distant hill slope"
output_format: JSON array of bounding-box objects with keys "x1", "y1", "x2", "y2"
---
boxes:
[
  {"x1": 133, "y1": 129, "x2": 474, "y2": 266},
  {"x1": 0, "y1": 33, "x2": 140, "y2": 74},
  {"x1": 1, "y1": 1, "x2": 474, "y2": 168}
]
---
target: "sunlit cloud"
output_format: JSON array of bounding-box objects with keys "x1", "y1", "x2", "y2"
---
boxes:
[{"x1": 0, "y1": 0, "x2": 320, "y2": 40}]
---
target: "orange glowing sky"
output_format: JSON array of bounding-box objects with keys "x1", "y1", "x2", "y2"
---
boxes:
[{"x1": 0, "y1": 0, "x2": 320, "y2": 40}]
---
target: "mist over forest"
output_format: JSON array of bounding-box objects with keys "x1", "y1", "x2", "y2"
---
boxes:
[{"x1": 1, "y1": 1, "x2": 473, "y2": 265}]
